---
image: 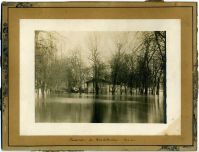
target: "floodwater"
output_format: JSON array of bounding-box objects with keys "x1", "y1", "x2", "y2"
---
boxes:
[{"x1": 35, "y1": 93, "x2": 166, "y2": 123}]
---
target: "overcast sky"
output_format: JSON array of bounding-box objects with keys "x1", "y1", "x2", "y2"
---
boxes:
[{"x1": 38, "y1": 31, "x2": 143, "y2": 66}]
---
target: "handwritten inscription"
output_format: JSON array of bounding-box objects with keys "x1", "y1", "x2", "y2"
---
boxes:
[
  {"x1": 96, "y1": 138, "x2": 118, "y2": 142},
  {"x1": 124, "y1": 138, "x2": 136, "y2": 142},
  {"x1": 70, "y1": 138, "x2": 85, "y2": 142},
  {"x1": 69, "y1": 137, "x2": 136, "y2": 143}
]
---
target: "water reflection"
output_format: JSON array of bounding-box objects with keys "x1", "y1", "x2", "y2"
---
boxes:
[{"x1": 35, "y1": 94, "x2": 165, "y2": 123}]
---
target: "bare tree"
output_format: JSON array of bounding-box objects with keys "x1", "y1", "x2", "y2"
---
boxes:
[
  {"x1": 35, "y1": 31, "x2": 57, "y2": 97},
  {"x1": 110, "y1": 33, "x2": 130, "y2": 95},
  {"x1": 69, "y1": 48, "x2": 85, "y2": 94},
  {"x1": 88, "y1": 33, "x2": 102, "y2": 95},
  {"x1": 154, "y1": 31, "x2": 166, "y2": 97}
]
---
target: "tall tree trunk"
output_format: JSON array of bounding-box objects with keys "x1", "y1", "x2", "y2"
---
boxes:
[
  {"x1": 163, "y1": 64, "x2": 166, "y2": 98},
  {"x1": 112, "y1": 85, "x2": 116, "y2": 95},
  {"x1": 144, "y1": 77, "x2": 148, "y2": 95},
  {"x1": 41, "y1": 82, "x2": 45, "y2": 98},
  {"x1": 144, "y1": 86, "x2": 148, "y2": 95},
  {"x1": 79, "y1": 86, "x2": 82, "y2": 95},
  {"x1": 95, "y1": 82, "x2": 99, "y2": 95},
  {"x1": 124, "y1": 86, "x2": 127, "y2": 95},
  {"x1": 130, "y1": 87, "x2": 133, "y2": 95},
  {"x1": 120, "y1": 84, "x2": 123, "y2": 95},
  {"x1": 156, "y1": 78, "x2": 160, "y2": 95}
]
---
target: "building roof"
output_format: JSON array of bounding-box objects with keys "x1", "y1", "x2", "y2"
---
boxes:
[{"x1": 86, "y1": 78, "x2": 110, "y2": 84}]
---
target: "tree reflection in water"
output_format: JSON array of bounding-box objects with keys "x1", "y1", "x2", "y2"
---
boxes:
[{"x1": 35, "y1": 93, "x2": 165, "y2": 123}]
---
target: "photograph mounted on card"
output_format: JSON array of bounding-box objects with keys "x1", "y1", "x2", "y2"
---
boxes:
[{"x1": 2, "y1": 2, "x2": 197, "y2": 151}]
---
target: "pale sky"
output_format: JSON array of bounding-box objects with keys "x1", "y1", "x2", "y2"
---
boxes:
[
  {"x1": 38, "y1": 31, "x2": 142, "y2": 66},
  {"x1": 57, "y1": 31, "x2": 141, "y2": 64}
]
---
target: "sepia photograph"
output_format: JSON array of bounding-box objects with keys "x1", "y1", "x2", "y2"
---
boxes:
[
  {"x1": 2, "y1": 2, "x2": 196, "y2": 150},
  {"x1": 35, "y1": 31, "x2": 166, "y2": 123}
]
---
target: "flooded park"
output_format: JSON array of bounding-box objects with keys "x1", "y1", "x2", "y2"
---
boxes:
[
  {"x1": 35, "y1": 93, "x2": 165, "y2": 123},
  {"x1": 35, "y1": 31, "x2": 166, "y2": 123}
]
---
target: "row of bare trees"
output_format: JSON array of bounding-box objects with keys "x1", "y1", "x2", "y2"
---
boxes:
[
  {"x1": 87, "y1": 31, "x2": 166, "y2": 96},
  {"x1": 35, "y1": 31, "x2": 166, "y2": 98}
]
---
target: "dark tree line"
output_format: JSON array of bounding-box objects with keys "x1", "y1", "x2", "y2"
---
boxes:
[
  {"x1": 109, "y1": 31, "x2": 166, "y2": 96},
  {"x1": 35, "y1": 31, "x2": 166, "y2": 98}
]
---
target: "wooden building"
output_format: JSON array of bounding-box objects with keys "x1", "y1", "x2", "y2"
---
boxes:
[{"x1": 86, "y1": 79, "x2": 111, "y2": 94}]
